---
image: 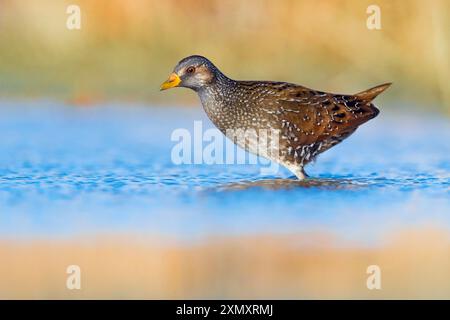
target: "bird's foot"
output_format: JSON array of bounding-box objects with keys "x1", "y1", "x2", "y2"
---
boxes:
[
  {"x1": 284, "y1": 163, "x2": 309, "y2": 180},
  {"x1": 294, "y1": 168, "x2": 309, "y2": 180}
]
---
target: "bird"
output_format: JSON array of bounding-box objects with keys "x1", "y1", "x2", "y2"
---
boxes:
[{"x1": 160, "y1": 55, "x2": 390, "y2": 180}]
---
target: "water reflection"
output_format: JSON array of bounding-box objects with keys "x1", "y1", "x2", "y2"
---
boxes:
[{"x1": 213, "y1": 174, "x2": 450, "y2": 191}]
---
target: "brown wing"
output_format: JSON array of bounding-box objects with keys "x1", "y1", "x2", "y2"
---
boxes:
[{"x1": 272, "y1": 83, "x2": 389, "y2": 163}]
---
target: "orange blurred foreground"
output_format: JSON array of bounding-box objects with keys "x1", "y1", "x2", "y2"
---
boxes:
[{"x1": 0, "y1": 229, "x2": 449, "y2": 299}]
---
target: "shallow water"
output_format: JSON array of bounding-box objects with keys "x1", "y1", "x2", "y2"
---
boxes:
[{"x1": 0, "y1": 100, "x2": 449, "y2": 244}]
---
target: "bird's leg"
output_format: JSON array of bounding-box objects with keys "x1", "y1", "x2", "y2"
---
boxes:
[{"x1": 284, "y1": 163, "x2": 309, "y2": 180}]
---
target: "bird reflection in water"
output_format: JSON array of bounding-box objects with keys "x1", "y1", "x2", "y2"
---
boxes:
[{"x1": 214, "y1": 177, "x2": 364, "y2": 191}]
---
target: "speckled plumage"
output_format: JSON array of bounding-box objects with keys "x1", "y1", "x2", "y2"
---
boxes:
[{"x1": 162, "y1": 55, "x2": 391, "y2": 179}]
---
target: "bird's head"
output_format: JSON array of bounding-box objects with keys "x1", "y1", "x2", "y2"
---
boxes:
[{"x1": 160, "y1": 55, "x2": 220, "y2": 92}]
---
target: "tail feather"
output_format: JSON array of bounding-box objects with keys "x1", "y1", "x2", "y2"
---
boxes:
[{"x1": 355, "y1": 82, "x2": 392, "y2": 102}]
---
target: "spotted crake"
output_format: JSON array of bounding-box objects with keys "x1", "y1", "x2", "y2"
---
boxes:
[{"x1": 161, "y1": 55, "x2": 390, "y2": 179}]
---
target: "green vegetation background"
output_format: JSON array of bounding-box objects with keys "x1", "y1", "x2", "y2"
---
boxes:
[{"x1": 0, "y1": 0, "x2": 448, "y2": 112}]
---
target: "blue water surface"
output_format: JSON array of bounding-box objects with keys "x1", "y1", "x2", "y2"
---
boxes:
[{"x1": 0, "y1": 100, "x2": 449, "y2": 244}]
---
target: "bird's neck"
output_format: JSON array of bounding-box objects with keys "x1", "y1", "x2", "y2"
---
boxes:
[{"x1": 197, "y1": 74, "x2": 236, "y2": 109}]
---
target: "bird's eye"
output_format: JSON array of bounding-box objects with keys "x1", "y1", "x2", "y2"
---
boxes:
[{"x1": 186, "y1": 66, "x2": 196, "y2": 74}]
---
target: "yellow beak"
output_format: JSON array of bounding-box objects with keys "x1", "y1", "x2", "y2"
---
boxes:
[{"x1": 160, "y1": 73, "x2": 181, "y2": 91}]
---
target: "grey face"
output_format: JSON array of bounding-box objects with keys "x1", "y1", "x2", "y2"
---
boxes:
[{"x1": 173, "y1": 55, "x2": 217, "y2": 91}]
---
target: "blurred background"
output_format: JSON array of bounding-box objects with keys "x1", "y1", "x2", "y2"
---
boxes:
[{"x1": 0, "y1": 0, "x2": 449, "y2": 111}]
